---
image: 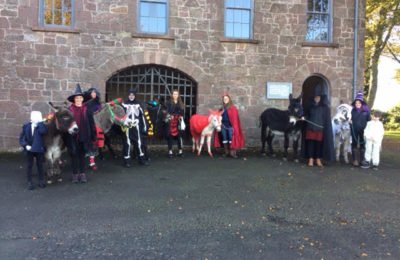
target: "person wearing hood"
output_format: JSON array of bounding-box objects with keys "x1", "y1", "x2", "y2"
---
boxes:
[
  {"x1": 350, "y1": 91, "x2": 371, "y2": 167},
  {"x1": 214, "y1": 94, "x2": 245, "y2": 158},
  {"x1": 84, "y1": 87, "x2": 102, "y2": 170},
  {"x1": 65, "y1": 84, "x2": 96, "y2": 183},
  {"x1": 19, "y1": 111, "x2": 48, "y2": 190},
  {"x1": 302, "y1": 85, "x2": 334, "y2": 167},
  {"x1": 121, "y1": 88, "x2": 149, "y2": 167}
]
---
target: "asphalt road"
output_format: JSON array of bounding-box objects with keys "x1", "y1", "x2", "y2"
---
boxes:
[{"x1": 0, "y1": 148, "x2": 399, "y2": 259}]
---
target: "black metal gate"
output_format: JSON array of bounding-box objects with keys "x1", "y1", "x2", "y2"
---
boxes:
[{"x1": 105, "y1": 64, "x2": 198, "y2": 145}]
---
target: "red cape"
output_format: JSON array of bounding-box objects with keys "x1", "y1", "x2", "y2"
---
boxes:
[{"x1": 214, "y1": 105, "x2": 245, "y2": 149}]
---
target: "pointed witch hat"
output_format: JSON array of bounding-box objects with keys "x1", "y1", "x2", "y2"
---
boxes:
[{"x1": 67, "y1": 84, "x2": 85, "y2": 102}]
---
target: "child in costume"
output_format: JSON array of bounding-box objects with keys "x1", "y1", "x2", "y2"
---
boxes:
[
  {"x1": 19, "y1": 111, "x2": 48, "y2": 190},
  {"x1": 350, "y1": 91, "x2": 371, "y2": 166},
  {"x1": 361, "y1": 110, "x2": 384, "y2": 170}
]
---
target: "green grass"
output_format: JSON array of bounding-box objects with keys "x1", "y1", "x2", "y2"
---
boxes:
[{"x1": 385, "y1": 131, "x2": 400, "y2": 139}]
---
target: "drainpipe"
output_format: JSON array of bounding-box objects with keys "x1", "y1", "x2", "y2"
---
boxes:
[{"x1": 352, "y1": 0, "x2": 359, "y2": 99}]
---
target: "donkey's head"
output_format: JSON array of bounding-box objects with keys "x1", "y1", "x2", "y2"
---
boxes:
[
  {"x1": 49, "y1": 102, "x2": 78, "y2": 134},
  {"x1": 288, "y1": 93, "x2": 303, "y2": 118},
  {"x1": 208, "y1": 109, "x2": 223, "y2": 132},
  {"x1": 333, "y1": 103, "x2": 352, "y2": 125}
]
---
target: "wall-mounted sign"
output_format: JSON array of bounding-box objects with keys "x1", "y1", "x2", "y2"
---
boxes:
[{"x1": 266, "y1": 82, "x2": 292, "y2": 99}]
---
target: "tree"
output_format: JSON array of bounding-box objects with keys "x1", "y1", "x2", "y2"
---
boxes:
[{"x1": 365, "y1": 0, "x2": 400, "y2": 106}]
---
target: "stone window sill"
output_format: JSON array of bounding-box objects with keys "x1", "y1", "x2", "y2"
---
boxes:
[
  {"x1": 219, "y1": 37, "x2": 259, "y2": 44},
  {"x1": 301, "y1": 42, "x2": 339, "y2": 48},
  {"x1": 31, "y1": 26, "x2": 80, "y2": 34},
  {"x1": 131, "y1": 33, "x2": 175, "y2": 40}
]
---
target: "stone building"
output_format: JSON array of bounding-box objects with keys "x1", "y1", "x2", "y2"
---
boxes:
[{"x1": 0, "y1": 0, "x2": 365, "y2": 151}]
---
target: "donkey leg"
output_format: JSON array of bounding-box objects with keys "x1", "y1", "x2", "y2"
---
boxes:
[
  {"x1": 198, "y1": 136, "x2": 205, "y2": 156},
  {"x1": 206, "y1": 136, "x2": 213, "y2": 158},
  {"x1": 335, "y1": 139, "x2": 340, "y2": 162},
  {"x1": 293, "y1": 137, "x2": 300, "y2": 163},
  {"x1": 192, "y1": 137, "x2": 196, "y2": 153},
  {"x1": 283, "y1": 134, "x2": 289, "y2": 161},
  {"x1": 266, "y1": 132, "x2": 274, "y2": 156},
  {"x1": 344, "y1": 140, "x2": 350, "y2": 164},
  {"x1": 261, "y1": 124, "x2": 267, "y2": 155}
]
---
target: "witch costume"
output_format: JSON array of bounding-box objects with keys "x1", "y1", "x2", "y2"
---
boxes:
[
  {"x1": 350, "y1": 91, "x2": 371, "y2": 166},
  {"x1": 65, "y1": 84, "x2": 96, "y2": 183}
]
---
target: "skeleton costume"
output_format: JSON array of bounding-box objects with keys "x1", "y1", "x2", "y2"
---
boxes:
[{"x1": 122, "y1": 88, "x2": 149, "y2": 167}]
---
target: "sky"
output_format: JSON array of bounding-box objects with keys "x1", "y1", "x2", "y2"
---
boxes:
[{"x1": 373, "y1": 55, "x2": 400, "y2": 112}]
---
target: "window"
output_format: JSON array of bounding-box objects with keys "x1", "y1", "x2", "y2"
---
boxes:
[
  {"x1": 305, "y1": 0, "x2": 332, "y2": 42},
  {"x1": 39, "y1": 0, "x2": 74, "y2": 28},
  {"x1": 224, "y1": 0, "x2": 253, "y2": 39},
  {"x1": 138, "y1": 0, "x2": 168, "y2": 34}
]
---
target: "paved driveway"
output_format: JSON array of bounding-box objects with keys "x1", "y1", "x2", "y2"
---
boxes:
[{"x1": 0, "y1": 148, "x2": 399, "y2": 259}]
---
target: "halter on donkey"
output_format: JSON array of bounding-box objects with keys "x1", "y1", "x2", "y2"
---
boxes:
[
  {"x1": 332, "y1": 103, "x2": 352, "y2": 164},
  {"x1": 260, "y1": 94, "x2": 304, "y2": 162},
  {"x1": 190, "y1": 110, "x2": 223, "y2": 157}
]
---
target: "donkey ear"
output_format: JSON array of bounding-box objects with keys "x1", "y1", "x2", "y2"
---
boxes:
[
  {"x1": 297, "y1": 93, "x2": 302, "y2": 99},
  {"x1": 340, "y1": 100, "x2": 344, "y2": 104},
  {"x1": 289, "y1": 93, "x2": 293, "y2": 100},
  {"x1": 48, "y1": 102, "x2": 58, "y2": 112}
]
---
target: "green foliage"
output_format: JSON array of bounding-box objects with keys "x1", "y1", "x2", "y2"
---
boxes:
[
  {"x1": 364, "y1": 0, "x2": 400, "y2": 103},
  {"x1": 384, "y1": 102, "x2": 400, "y2": 130}
]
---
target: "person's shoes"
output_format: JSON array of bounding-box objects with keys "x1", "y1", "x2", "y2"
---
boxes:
[
  {"x1": 79, "y1": 173, "x2": 87, "y2": 183},
  {"x1": 168, "y1": 151, "x2": 174, "y2": 158},
  {"x1": 90, "y1": 163, "x2": 97, "y2": 171},
  {"x1": 28, "y1": 182, "x2": 35, "y2": 190},
  {"x1": 139, "y1": 158, "x2": 149, "y2": 166},
  {"x1": 352, "y1": 160, "x2": 359, "y2": 167},
  {"x1": 316, "y1": 159, "x2": 323, "y2": 167},
  {"x1": 361, "y1": 161, "x2": 370, "y2": 169},
  {"x1": 372, "y1": 165, "x2": 379, "y2": 171},
  {"x1": 38, "y1": 181, "x2": 46, "y2": 188},
  {"x1": 307, "y1": 158, "x2": 314, "y2": 167},
  {"x1": 229, "y1": 150, "x2": 238, "y2": 159},
  {"x1": 72, "y1": 174, "x2": 79, "y2": 184},
  {"x1": 177, "y1": 150, "x2": 184, "y2": 157},
  {"x1": 124, "y1": 159, "x2": 131, "y2": 168}
]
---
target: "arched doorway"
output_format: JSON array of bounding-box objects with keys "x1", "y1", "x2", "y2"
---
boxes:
[
  {"x1": 106, "y1": 64, "x2": 198, "y2": 144},
  {"x1": 302, "y1": 75, "x2": 330, "y2": 114}
]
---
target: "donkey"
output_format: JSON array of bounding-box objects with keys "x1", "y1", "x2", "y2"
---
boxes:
[
  {"x1": 190, "y1": 110, "x2": 223, "y2": 157},
  {"x1": 260, "y1": 94, "x2": 304, "y2": 161},
  {"x1": 43, "y1": 102, "x2": 78, "y2": 184},
  {"x1": 92, "y1": 98, "x2": 127, "y2": 159},
  {"x1": 332, "y1": 103, "x2": 352, "y2": 163}
]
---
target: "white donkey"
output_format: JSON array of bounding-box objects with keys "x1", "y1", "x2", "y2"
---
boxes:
[
  {"x1": 332, "y1": 103, "x2": 352, "y2": 163},
  {"x1": 189, "y1": 110, "x2": 223, "y2": 157}
]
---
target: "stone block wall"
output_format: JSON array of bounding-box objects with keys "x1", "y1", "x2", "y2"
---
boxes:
[{"x1": 0, "y1": 0, "x2": 365, "y2": 151}]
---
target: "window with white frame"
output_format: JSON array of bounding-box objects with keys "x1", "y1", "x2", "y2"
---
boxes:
[
  {"x1": 305, "y1": 0, "x2": 332, "y2": 42},
  {"x1": 39, "y1": 0, "x2": 73, "y2": 28},
  {"x1": 224, "y1": 0, "x2": 253, "y2": 39},
  {"x1": 138, "y1": 0, "x2": 168, "y2": 34}
]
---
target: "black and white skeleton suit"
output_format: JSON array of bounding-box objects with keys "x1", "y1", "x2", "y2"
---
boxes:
[{"x1": 122, "y1": 89, "x2": 149, "y2": 167}]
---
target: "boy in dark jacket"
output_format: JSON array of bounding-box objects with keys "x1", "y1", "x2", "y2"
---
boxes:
[{"x1": 19, "y1": 111, "x2": 48, "y2": 190}]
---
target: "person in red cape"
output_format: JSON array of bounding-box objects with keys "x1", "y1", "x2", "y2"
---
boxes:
[{"x1": 214, "y1": 94, "x2": 245, "y2": 158}]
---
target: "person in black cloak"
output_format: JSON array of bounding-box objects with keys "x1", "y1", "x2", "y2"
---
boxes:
[
  {"x1": 301, "y1": 84, "x2": 334, "y2": 167},
  {"x1": 84, "y1": 87, "x2": 102, "y2": 170}
]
